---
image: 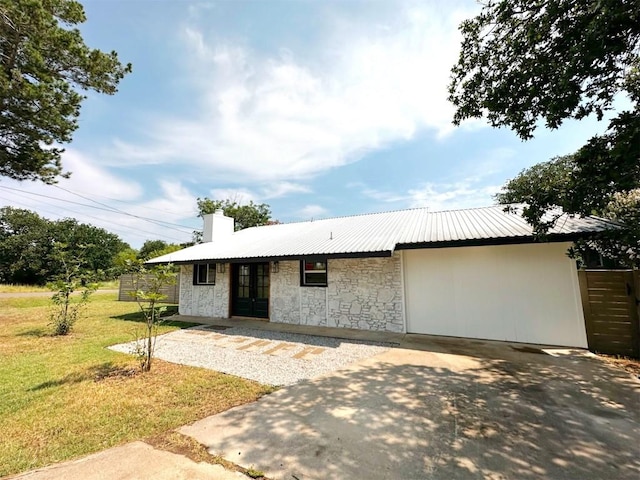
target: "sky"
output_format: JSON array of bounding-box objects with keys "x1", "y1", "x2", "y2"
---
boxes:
[{"x1": 0, "y1": 0, "x2": 621, "y2": 248}]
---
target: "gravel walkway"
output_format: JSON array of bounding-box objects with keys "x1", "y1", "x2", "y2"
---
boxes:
[{"x1": 109, "y1": 325, "x2": 392, "y2": 386}]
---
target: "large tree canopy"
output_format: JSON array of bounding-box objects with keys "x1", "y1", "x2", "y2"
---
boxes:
[
  {"x1": 496, "y1": 155, "x2": 640, "y2": 265},
  {"x1": 0, "y1": 206, "x2": 131, "y2": 284},
  {"x1": 450, "y1": 0, "x2": 640, "y2": 263},
  {"x1": 0, "y1": 0, "x2": 131, "y2": 183},
  {"x1": 449, "y1": 0, "x2": 639, "y2": 139}
]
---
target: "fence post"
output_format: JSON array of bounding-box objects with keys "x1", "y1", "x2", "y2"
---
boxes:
[
  {"x1": 577, "y1": 270, "x2": 591, "y2": 323},
  {"x1": 634, "y1": 270, "x2": 640, "y2": 358}
]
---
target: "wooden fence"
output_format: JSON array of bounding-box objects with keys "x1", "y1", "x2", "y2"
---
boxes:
[
  {"x1": 118, "y1": 274, "x2": 180, "y2": 304},
  {"x1": 578, "y1": 269, "x2": 640, "y2": 358}
]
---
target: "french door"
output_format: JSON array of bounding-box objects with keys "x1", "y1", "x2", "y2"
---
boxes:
[{"x1": 231, "y1": 263, "x2": 269, "y2": 318}]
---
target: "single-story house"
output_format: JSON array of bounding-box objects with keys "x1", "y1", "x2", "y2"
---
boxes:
[{"x1": 147, "y1": 205, "x2": 617, "y2": 347}]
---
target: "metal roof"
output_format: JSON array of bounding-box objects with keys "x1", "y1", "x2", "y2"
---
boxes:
[{"x1": 146, "y1": 205, "x2": 619, "y2": 264}]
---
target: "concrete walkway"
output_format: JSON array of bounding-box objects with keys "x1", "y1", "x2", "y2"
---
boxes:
[
  {"x1": 7, "y1": 441, "x2": 244, "y2": 480},
  {"x1": 7, "y1": 334, "x2": 640, "y2": 480}
]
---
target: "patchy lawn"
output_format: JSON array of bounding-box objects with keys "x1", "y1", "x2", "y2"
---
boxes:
[
  {"x1": 0, "y1": 280, "x2": 120, "y2": 293},
  {"x1": 0, "y1": 293, "x2": 273, "y2": 477}
]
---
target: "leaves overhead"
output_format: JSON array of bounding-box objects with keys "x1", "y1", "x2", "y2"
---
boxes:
[
  {"x1": 0, "y1": 0, "x2": 131, "y2": 183},
  {"x1": 449, "y1": 0, "x2": 640, "y2": 139},
  {"x1": 452, "y1": 0, "x2": 640, "y2": 264},
  {"x1": 496, "y1": 154, "x2": 640, "y2": 266}
]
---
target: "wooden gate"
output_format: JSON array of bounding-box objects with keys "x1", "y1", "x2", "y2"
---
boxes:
[{"x1": 578, "y1": 270, "x2": 640, "y2": 358}]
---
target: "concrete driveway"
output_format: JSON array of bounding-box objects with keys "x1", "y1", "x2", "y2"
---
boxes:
[{"x1": 181, "y1": 336, "x2": 640, "y2": 480}]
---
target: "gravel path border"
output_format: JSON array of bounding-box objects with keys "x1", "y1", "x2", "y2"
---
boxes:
[{"x1": 109, "y1": 325, "x2": 392, "y2": 386}]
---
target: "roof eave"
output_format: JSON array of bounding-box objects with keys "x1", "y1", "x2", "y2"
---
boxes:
[
  {"x1": 395, "y1": 232, "x2": 598, "y2": 250},
  {"x1": 145, "y1": 249, "x2": 395, "y2": 265}
]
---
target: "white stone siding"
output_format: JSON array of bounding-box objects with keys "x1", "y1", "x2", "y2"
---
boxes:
[
  {"x1": 269, "y1": 254, "x2": 404, "y2": 332},
  {"x1": 178, "y1": 264, "x2": 229, "y2": 318},
  {"x1": 327, "y1": 254, "x2": 404, "y2": 332},
  {"x1": 270, "y1": 261, "x2": 300, "y2": 324},
  {"x1": 301, "y1": 287, "x2": 327, "y2": 326}
]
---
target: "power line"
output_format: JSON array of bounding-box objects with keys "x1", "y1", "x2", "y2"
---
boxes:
[
  {"x1": 0, "y1": 185, "x2": 196, "y2": 234},
  {"x1": 52, "y1": 184, "x2": 197, "y2": 232},
  {"x1": 0, "y1": 194, "x2": 191, "y2": 243},
  {"x1": 52, "y1": 184, "x2": 197, "y2": 217}
]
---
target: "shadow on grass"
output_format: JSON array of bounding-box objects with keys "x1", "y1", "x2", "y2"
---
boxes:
[
  {"x1": 110, "y1": 306, "x2": 200, "y2": 329},
  {"x1": 28, "y1": 363, "x2": 141, "y2": 391},
  {"x1": 17, "y1": 327, "x2": 49, "y2": 338}
]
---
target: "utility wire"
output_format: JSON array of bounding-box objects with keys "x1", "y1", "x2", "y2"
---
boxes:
[
  {"x1": 0, "y1": 193, "x2": 189, "y2": 243},
  {"x1": 52, "y1": 185, "x2": 196, "y2": 217},
  {"x1": 0, "y1": 185, "x2": 196, "y2": 234},
  {"x1": 52, "y1": 184, "x2": 196, "y2": 232}
]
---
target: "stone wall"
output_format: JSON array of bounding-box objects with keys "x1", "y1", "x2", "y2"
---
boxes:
[
  {"x1": 270, "y1": 260, "x2": 300, "y2": 324},
  {"x1": 301, "y1": 287, "x2": 327, "y2": 326},
  {"x1": 178, "y1": 264, "x2": 229, "y2": 318},
  {"x1": 327, "y1": 254, "x2": 404, "y2": 332},
  {"x1": 269, "y1": 254, "x2": 404, "y2": 332}
]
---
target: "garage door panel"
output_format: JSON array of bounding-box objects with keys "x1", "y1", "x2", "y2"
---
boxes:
[
  {"x1": 404, "y1": 252, "x2": 465, "y2": 337},
  {"x1": 404, "y1": 243, "x2": 587, "y2": 347}
]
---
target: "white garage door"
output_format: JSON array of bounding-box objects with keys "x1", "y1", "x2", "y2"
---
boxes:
[{"x1": 403, "y1": 242, "x2": 587, "y2": 347}]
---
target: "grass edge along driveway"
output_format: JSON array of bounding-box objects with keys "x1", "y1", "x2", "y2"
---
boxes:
[{"x1": 0, "y1": 293, "x2": 274, "y2": 477}]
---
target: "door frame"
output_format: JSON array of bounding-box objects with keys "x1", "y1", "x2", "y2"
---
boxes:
[{"x1": 230, "y1": 262, "x2": 271, "y2": 319}]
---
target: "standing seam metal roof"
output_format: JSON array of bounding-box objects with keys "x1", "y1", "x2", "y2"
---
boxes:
[{"x1": 146, "y1": 205, "x2": 619, "y2": 264}]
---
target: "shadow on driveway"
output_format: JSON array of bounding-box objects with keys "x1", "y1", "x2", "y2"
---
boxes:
[{"x1": 181, "y1": 342, "x2": 640, "y2": 479}]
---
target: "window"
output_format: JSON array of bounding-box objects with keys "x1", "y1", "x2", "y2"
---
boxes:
[
  {"x1": 193, "y1": 263, "x2": 216, "y2": 285},
  {"x1": 301, "y1": 258, "x2": 327, "y2": 286}
]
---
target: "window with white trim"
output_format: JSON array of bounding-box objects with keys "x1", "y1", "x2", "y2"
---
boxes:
[
  {"x1": 193, "y1": 263, "x2": 216, "y2": 285},
  {"x1": 301, "y1": 258, "x2": 327, "y2": 286}
]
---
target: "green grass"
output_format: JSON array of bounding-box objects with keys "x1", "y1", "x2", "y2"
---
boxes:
[
  {"x1": 0, "y1": 293, "x2": 273, "y2": 477},
  {"x1": 0, "y1": 283, "x2": 52, "y2": 293},
  {"x1": 0, "y1": 280, "x2": 121, "y2": 293}
]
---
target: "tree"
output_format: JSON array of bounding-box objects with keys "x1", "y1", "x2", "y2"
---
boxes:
[
  {"x1": 495, "y1": 155, "x2": 577, "y2": 234},
  {"x1": 496, "y1": 155, "x2": 640, "y2": 265},
  {"x1": 0, "y1": 0, "x2": 132, "y2": 183},
  {"x1": 48, "y1": 242, "x2": 97, "y2": 335},
  {"x1": 49, "y1": 218, "x2": 130, "y2": 278},
  {"x1": 194, "y1": 198, "x2": 274, "y2": 242},
  {"x1": 138, "y1": 240, "x2": 168, "y2": 260},
  {"x1": 0, "y1": 206, "x2": 131, "y2": 284},
  {"x1": 127, "y1": 261, "x2": 177, "y2": 372},
  {"x1": 450, "y1": 0, "x2": 639, "y2": 260},
  {"x1": 0, "y1": 206, "x2": 50, "y2": 284},
  {"x1": 137, "y1": 239, "x2": 182, "y2": 261},
  {"x1": 449, "y1": 0, "x2": 639, "y2": 139}
]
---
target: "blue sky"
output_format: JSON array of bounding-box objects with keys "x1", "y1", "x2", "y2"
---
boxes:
[{"x1": 0, "y1": 0, "x2": 619, "y2": 248}]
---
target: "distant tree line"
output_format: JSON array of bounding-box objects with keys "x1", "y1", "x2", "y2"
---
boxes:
[
  {"x1": 1, "y1": 198, "x2": 278, "y2": 284},
  {"x1": 0, "y1": 207, "x2": 186, "y2": 285}
]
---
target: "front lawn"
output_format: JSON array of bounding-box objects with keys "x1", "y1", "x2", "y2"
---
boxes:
[
  {"x1": 0, "y1": 293, "x2": 272, "y2": 477},
  {"x1": 0, "y1": 279, "x2": 120, "y2": 293}
]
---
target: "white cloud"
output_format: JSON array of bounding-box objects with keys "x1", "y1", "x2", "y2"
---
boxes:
[
  {"x1": 57, "y1": 149, "x2": 143, "y2": 200},
  {"x1": 406, "y1": 182, "x2": 501, "y2": 211},
  {"x1": 359, "y1": 180, "x2": 501, "y2": 212},
  {"x1": 0, "y1": 149, "x2": 198, "y2": 248},
  {"x1": 358, "y1": 176, "x2": 488, "y2": 211},
  {"x1": 262, "y1": 182, "x2": 311, "y2": 199},
  {"x1": 205, "y1": 182, "x2": 310, "y2": 204},
  {"x1": 298, "y1": 204, "x2": 329, "y2": 219},
  {"x1": 208, "y1": 188, "x2": 258, "y2": 204},
  {"x1": 106, "y1": 2, "x2": 478, "y2": 185}
]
